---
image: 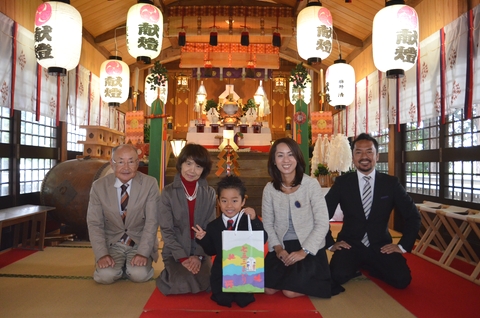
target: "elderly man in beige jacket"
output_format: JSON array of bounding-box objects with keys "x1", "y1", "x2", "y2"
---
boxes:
[{"x1": 87, "y1": 144, "x2": 160, "y2": 284}]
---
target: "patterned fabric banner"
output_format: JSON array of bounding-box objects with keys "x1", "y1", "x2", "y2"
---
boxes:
[
  {"x1": 14, "y1": 24, "x2": 36, "y2": 114},
  {"x1": 38, "y1": 67, "x2": 58, "y2": 119},
  {"x1": 192, "y1": 67, "x2": 273, "y2": 79},
  {"x1": 398, "y1": 64, "x2": 417, "y2": 125},
  {"x1": 444, "y1": 11, "x2": 468, "y2": 111},
  {"x1": 125, "y1": 111, "x2": 144, "y2": 144},
  {"x1": 367, "y1": 71, "x2": 380, "y2": 133},
  {"x1": 472, "y1": 5, "x2": 480, "y2": 105},
  {"x1": 378, "y1": 72, "x2": 388, "y2": 131},
  {"x1": 88, "y1": 74, "x2": 100, "y2": 125},
  {"x1": 311, "y1": 111, "x2": 333, "y2": 144},
  {"x1": 168, "y1": 6, "x2": 293, "y2": 17},
  {"x1": 355, "y1": 78, "x2": 367, "y2": 134},
  {"x1": 418, "y1": 32, "x2": 441, "y2": 120},
  {"x1": 69, "y1": 65, "x2": 90, "y2": 126},
  {"x1": 0, "y1": 12, "x2": 13, "y2": 109},
  {"x1": 345, "y1": 88, "x2": 356, "y2": 137}
]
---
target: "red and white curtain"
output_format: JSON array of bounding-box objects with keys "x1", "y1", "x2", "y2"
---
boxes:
[{"x1": 0, "y1": 13, "x2": 13, "y2": 110}]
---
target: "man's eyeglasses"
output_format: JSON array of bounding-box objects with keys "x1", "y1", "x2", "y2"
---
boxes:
[{"x1": 112, "y1": 159, "x2": 138, "y2": 167}]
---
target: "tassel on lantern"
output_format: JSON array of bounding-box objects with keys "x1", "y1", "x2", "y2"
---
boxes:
[
  {"x1": 241, "y1": 30, "x2": 249, "y2": 46},
  {"x1": 178, "y1": 30, "x2": 186, "y2": 46},
  {"x1": 209, "y1": 29, "x2": 218, "y2": 46},
  {"x1": 272, "y1": 31, "x2": 281, "y2": 47}
]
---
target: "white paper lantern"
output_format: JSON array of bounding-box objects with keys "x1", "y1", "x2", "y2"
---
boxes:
[
  {"x1": 100, "y1": 57, "x2": 130, "y2": 107},
  {"x1": 296, "y1": 1, "x2": 333, "y2": 64},
  {"x1": 144, "y1": 73, "x2": 168, "y2": 107},
  {"x1": 325, "y1": 59, "x2": 355, "y2": 109},
  {"x1": 372, "y1": 1, "x2": 419, "y2": 78},
  {"x1": 33, "y1": 1, "x2": 82, "y2": 76},
  {"x1": 126, "y1": 2, "x2": 163, "y2": 64}
]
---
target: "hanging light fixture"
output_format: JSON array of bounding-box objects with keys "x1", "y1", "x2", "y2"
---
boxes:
[
  {"x1": 209, "y1": 27, "x2": 218, "y2": 46},
  {"x1": 176, "y1": 74, "x2": 189, "y2": 92},
  {"x1": 372, "y1": 0, "x2": 419, "y2": 78},
  {"x1": 272, "y1": 13, "x2": 281, "y2": 47},
  {"x1": 241, "y1": 13, "x2": 249, "y2": 46},
  {"x1": 325, "y1": 59, "x2": 355, "y2": 109},
  {"x1": 204, "y1": 56, "x2": 213, "y2": 77},
  {"x1": 126, "y1": 0, "x2": 163, "y2": 64},
  {"x1": 296, "y1": 0, "x2": 333, "y2": 64},
  {"x1": 325, "y1": 34, "x2": 355, "y2": 109},
  {"x1": 100, "y1": 56, "x2": 130, "y2": 107},
  {"x1": 209, "y1": 8, "x2": 218, "y2": 46},
  {"x1": 33, "y1": 0, "x2": 82, "y2": 76},
  {"x1": 178, "y1": 8, "x2": 186, "y2": 46},
  {"x1": 178, "y1": 28, "x2": 186, "y2": 46},
  {"x1": 100, "y1": 27, "x2": 129, "y2": 107},
  {"x1": 273, "y1": 74, "x2": 287, "y2": 94}
]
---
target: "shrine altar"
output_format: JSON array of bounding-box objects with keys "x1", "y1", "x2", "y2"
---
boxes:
[{"x1": 186, "y1": 125, "x2": 272, "y2": 152}]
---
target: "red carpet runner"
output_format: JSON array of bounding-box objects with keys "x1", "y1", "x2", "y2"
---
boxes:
[
  {"x1": 141, "y1": 288, "x2": 321, "y2": 317},
  {"x1": 0, "y1": 248, "x2": 37, "y2": 269},
  {"x1": 365, "y1": 252, "x2": 479, "y2": 318}
]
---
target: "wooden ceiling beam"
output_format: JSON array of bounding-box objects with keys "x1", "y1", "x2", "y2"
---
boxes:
[
  {"x1": 95, "y1": 24, "x2": 127, "y2": 44},
  {"x1": 334, "y1": 27, "x2": 363, "y2": 47}
]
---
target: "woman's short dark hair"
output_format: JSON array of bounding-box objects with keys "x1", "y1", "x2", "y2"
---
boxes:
[
  {"x1": 268, "y1": 137, "x2": 305, "y2": 190},
  {"x1": 175, "y1": 143, "x2": 212, "y2": 179}
]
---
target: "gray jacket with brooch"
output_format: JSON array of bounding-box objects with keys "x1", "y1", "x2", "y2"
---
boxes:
[{"x1": 261, "y1": 174, "x2": 329, "y2": 255}]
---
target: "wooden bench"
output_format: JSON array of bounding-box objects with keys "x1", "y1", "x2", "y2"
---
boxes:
[{"x1": 0, "y1": 205, "x2": 55, "y2": 251}]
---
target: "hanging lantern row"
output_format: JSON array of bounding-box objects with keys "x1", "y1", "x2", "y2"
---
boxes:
[
  {"x1": 100, "y1": 56, "x2": 130, "y2": 107},
  {"x1": 372, "y1": 0, "x2": 419, "y2": 78},
  {"x1": 296, "y1": 0, "x2": 333, "y2": 64},
  {"x1": 126, "y1": 0, "x2": 163, "y2": 64},
  {"x1": 34, "y1": 0, "x2": 82, "y2": 76}
]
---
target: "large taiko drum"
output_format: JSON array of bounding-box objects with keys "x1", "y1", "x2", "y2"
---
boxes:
[{"x1": 40, "y1": 158, "x2": 113, "y2": 239}]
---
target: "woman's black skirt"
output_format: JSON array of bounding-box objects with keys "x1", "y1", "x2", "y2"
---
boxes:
[{"x1": 265, "y1": 239, "x2": 332, "y2": 298}]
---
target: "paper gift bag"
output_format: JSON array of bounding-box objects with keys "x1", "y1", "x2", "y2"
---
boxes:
[{"x1": 222, "y1": 213, "x2": 264, "y2": 293}]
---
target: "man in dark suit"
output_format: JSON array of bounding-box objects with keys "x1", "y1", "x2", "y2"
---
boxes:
[{"x1": 325, "y1": 133, "x2": 420, "y2": 289}]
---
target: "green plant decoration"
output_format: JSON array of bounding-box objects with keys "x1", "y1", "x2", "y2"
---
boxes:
[
  {"x1": 314, "y1": 163, "x2": 329, "y2": 177},
  {"x1": 146, "y1": 61, "x2": 168, "y2": 91},
  {"x1": 289, "y1": 63, "x2": 311, "y2": 90},
  {"x1": 204, "y1": 99, "x2": 218, "y2": 112},
  {"x1": 242, "y1": 98, "x2": 257, "y2": 112},
  {"x1": 144, "y1": 123, "x2": 150, "y2": 143}
]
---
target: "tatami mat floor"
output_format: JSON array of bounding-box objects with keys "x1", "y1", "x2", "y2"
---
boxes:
[{"x1": 0, "y1": 224, "x2": 410, "y2": 318}]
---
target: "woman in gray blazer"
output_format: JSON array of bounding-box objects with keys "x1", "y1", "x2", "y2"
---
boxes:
[
  {"x1": 157, "y1": 143, "x2": 217, "y2": 295},
  {"x1": 262, "y1": 138, "x2": 341, "y2": 298}
]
